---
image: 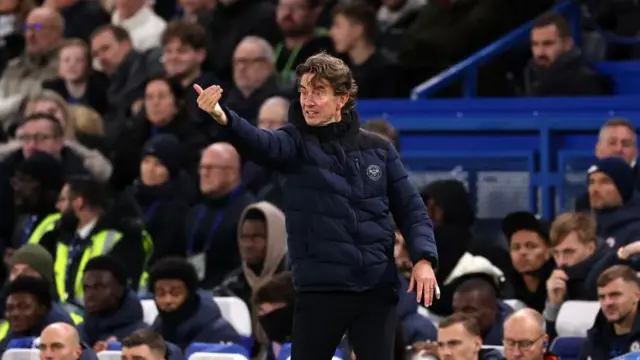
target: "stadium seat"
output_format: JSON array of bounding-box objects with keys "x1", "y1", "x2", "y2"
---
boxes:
[
  {"x1": 417, "y1": 306, "x2": 443, "y2": 327},
  {"x1": 550, "y1": 337, "x2": 585, "y2": 360},
  {"x1": 1, "y1": 348, "x2": 39, "y2": 360},
  {"x1": 6, "y1": 337, "x2": 37, "y2": 349},
  {"x1": 97, "y1": 351, "x2": 122, "y2": 360},
  {"x1": 185, "y1": 343, "x2": 249, "y2": 360},
  {"x1": 503, "y1": 299, "x2": 527, "y2": 311},
  {"x1": 555, "y1": 301, "x2": 600, "y2": 337},
  {"x1": 140, "y1": 299, "x2": 158, "y2": 325},
  {"x1": 612, "y1": 351, "x2": 640, "y2": 359},
  {"x1": 276, "y1": 343, "x2": 343, "y2": 360},
  {"x1": 213, "y1": 297, "x2": 252, "y2": 337},
  {"x1": 106, "y1": 342, "x2": 122, "y2": 351}
]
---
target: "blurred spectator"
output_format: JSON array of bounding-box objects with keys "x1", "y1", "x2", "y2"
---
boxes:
[
  {"x1": 502, "y1": 211, "x2": 554, "y2": 313},
  {"x1": 0, "y1": 0, "x2": 36, "y2": 75},
  {"x1": 576, "y1": 118, "x2": 639, "y2": 212},
  {"x1": 90, "y1": 25, "x2": 163, "y2": 122},
  {"x1": 67, "y1": 105, "x2": 108, "y2": 153},
  {"x1": 214, "y1": 202, "x2": 288, "y2": 358},
  {"x1": 24, "y1": 89, "x2": 76, "y2": 139},
  {"x1": 186, "y1": 143, "x2": 256, "y2": 288},
  {"x1": 178, "y1": 0, "x2": 214, "y2": 23},
  {"x1": 257, "y1": 96, "x2": 289, "y2": 131},
  {"x1": 161, "y1": 20, "x2": 220, "y2": 131},
  {"x1": 580, "y1": 265, "x2": 640, "y2": 359},
  {"x1": 452, "y1": 276, "x2": 514, "y2": 346},
  {"x1": 78, "y1": 256, "x2": 147, "y2": 350},
  {"x1": 524, "y1": 12, "x2": 611, "y2": 97},
  {"x1": 376, "y1": 0, "x2": 424, "y2": 57},
  {"x1": 148, "y1": 257, "x2": 242, "y2": 350},
  {"x1": 0, "y1": 7, "x2": 64, "y2": 123},
  {"x1": 43, "y1": 38, "x2": 109, "y2": 115},
  {"x1": 199, "y1": 0, "x2": 280, "y2": 86},
  {"x1": 330, "y1": 2, "x2": 405, "y2": 98},
  {"x1": 274, "y1": 0, "x2": 335, "y2": 88},
  {"x1": 361, "y1": 118, "x2": 399, "y2": 150},
  {"x1": 109, "y1": 76, "x2": 206, "y2": 190},
  {"x1": 503, "y1": 309, "x2": 553, "y2": 360},
  {"x1": 226, "y1": 36, "x2": 281, "y2": 123},
  {"x1": 253, "y1": 271, "x2": 295, "y2": 358},
  {"x1": 42, "y1": 0, "x2": 110, "y2": 43},
  {"x1": 37, "y1": 176, "x2": 151, "y2": 304},
  {"x1": 128, "y1": 135, "x2": 191, "y2": 265},
  {"x1": 39, "y1": 322, "x2": 95, "y2": 360},
  {"x1": 588, "y1": 157, "x2": 640, "y2": 247},
  {"x1": 111, "y1": 0, "x2": 166, "y2": 52},
  {"x1": 0, "y1": 276, "x2": 75, "y2": 351},
  {"x1": 121, "y1": 329, "x2": 184, "y2": 360}
]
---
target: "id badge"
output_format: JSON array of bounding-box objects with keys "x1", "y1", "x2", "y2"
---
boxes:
[{"x1": 188, "y1": 253, "x2": 206, "y2": 280}]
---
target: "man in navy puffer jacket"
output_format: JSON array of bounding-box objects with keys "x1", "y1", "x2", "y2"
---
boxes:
[{"x1": 195, "y1": 52, "x2": 438, "y2": 360}]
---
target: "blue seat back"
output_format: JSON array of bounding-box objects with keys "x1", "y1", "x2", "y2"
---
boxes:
[
  {"x1": 184, "y1": 343, "x2": 249, "y2": 359},
  {"x1": 276, "y1": 343, "x2": 342, "y2": 360},
  {"x1": 550, "y1": 337, "x2": 585, "y2": 360},
  {"x1": 106, "y1": 342, "x2": 122, "y2": 351},
  {"x1": 7, "y1": 337, "x2": 37, "y2": 349}
]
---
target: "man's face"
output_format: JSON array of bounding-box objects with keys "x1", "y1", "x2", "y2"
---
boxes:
[
  {"x1": 239, "y1": 218, "x2": 268, "y2": 266},
  {"x1": 140, "y1": 156, "x2": 170, "y2": 187},
  {"x1": 9, "y1": 264, "x2": 42, "y2": 283},
  {"x1": 91, "y1": 30, "x2": 130, "y2": 75},
  {"x1": 39, "y1": 327, "x2": 82, "y2": 360},
  {"x1": 56, "y1": 184, "x2": 73, "y2": 215},
  {"x1": 552, "y1": 231, "x2": 596, "y2": 268},
  {"x1": 122, "y1": 345, "x2": 164, "y2": 360},
  {"x1": 509, "y1": 230, "x2": 550, "y2": 274},
  {"x1": 12, "y1": 172, "x2": 41, "y2": 211},
  {"x1": 154, "y1": 279, "x2": 188, "y2": 312},
  {"x1": 163, "y1": 38, "x2": 205, "y2": 80},
  {"x1": 24, "y1": 10, "x2": 62, "y2": 55},
  {"x1": 83, "y1": 270, "x2": 121, "y2": 314},
  {"x1": 330, "y1": 14, "x2": 362, "y2": 54},
  {"x1": 598, "y1": 278, "x2": 640, "y2": 324},
  {"x1": 452, "y1": 290, "x2": 495, "y2": 332},
  {"x1": 596, "y1": 125, "x2": 637, "y2": 164},
  {"x1": 5, "y1": 293, "x2": 44, "y2": 333},
  {"x1": 198, "y1": 150, "x2": 236, "y2": 195},
  {"x1": 18, "y1": 119, "x2": 63, "y2": 159},
  {"x1": 232, "y1": 41, "x2": 273, "y2": 94},
  {"x1": 503, "y1": 319, "x2": 547, "y2": 360},
  {"x1": 276, "y1": 0, "x2": 317, "y2": 37},
  {"x1": 257, "y1": 103, "x2": 287, "y2": 130},
  {"x1": 588, "y1": 172, "x2": 623, "y2": 209},
  {"x1": 298, "y1": 73, "x2": 348, "y2": 126},
  {"x1": 531, "y1": 24, "x2": 571, "y2": 68},
  {"x1": 437, "y1": 323, "x2": 482, "y2": 360}
]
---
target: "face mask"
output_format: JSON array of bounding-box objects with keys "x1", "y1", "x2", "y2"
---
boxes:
[{"x1": 258, "y1": 305, "x2": 294, "y2": 343}]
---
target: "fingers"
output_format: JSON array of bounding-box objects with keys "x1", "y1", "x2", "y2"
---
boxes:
[
  {"x1": 193, "y1": 84, "x2": 204, "y2": 95},
  {"x1": 423, "y1": 279, "x2": 433, "y2": 306},
  {"x1": 416, "y1": 279, "x2": 424, "y2": 303},
  {"x1": 408, "y1": 273, "x2": 415, "y2": 293}
]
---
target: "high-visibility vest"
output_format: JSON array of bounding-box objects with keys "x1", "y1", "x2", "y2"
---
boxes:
[
  {"x1": 27, "y1": 213, "x2": 62, "y2": 244},
  {"x1": 53, "y1": 230, "x2": 154, "y2": 305},
  {"x1": 0, "y1": 309, "x2": 83, "y2": 340}
]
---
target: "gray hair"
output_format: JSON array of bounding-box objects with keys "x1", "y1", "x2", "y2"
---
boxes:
[
  {"x1": 259, "y1": 96, "x2": 290, "y2": 121},
  {"x1": 238, "y1": 36, "x2": 275, "y2": 64}
]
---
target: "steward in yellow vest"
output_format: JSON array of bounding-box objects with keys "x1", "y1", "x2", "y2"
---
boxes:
[{"x1": 38, "y1": 177, "x2": 153, "y2": 306}]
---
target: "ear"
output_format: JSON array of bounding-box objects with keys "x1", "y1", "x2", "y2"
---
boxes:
[
  {"x1": 563, "y1": 37, "x2": 574, "y2": 52},
  {"x1": 587, "y1": 241, "x2": 596, "y2": 255},
  {"x1": 474, "y1": 336, "x2": 482, "y2": 351},
  {"x1": 336, "y1": 94, "x2": 349, "y2": 112}
]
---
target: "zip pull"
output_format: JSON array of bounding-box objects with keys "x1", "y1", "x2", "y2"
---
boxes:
[{"x1": 354, "y1": 158, "x2": 360, "y2": 170}]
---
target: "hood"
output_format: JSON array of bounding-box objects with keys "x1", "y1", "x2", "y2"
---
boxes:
[
  {"x1": 237, "y1": 201, "x2": 287, "y2": 289},
  {"x1": 153, "y1": 292, "x2": 224, "y2": 342},
  {"x1": 82, "y1": 290, "x2": 144, "y2": 339},
  {"x1": 596, "y1": 193, "x2": 640, "y2": 239}
]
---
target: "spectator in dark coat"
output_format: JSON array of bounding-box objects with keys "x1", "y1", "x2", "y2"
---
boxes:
[
  {"x1": 122, "y1": 329, "x2": 185, "y2": 360},
  {"x1": 396, "y1": 274, "x2": 437, "y2": 344},
  {"x1": 149, "y1": 258, "x2": 242, "y2": 351},
  {"x1": 78, "y1": 256, "x2": 147, "y2": 349},
  {"x1": 46, "y1": 0, "x2": 110, "y2": 43}
]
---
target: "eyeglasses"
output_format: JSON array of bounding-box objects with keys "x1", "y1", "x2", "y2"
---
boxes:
[
  {"x1": 17, "y1": 133, "x2": 57, "y2": 143},
  {"x1": 22, "y1": 23, "x2": 45, "y2": 32},
  {"x1": 503, "y1": 334, "x2": 545, "y2": 350}
]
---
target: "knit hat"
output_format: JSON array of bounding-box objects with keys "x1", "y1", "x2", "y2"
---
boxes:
[
  {"x1": 16, "y1": 152, "x2": 64, "y2": 191},
  {"x1": 148, "y1": 257, "x2": 198, "y2": 294},
  {"x1": 141, "y1": 134, "x2": 184, "y2": 178},
  {"x1": 10, "y1": 244, "x2": 54, "y2": 286},
  {"x1": 588, "y1": 157, "x2": 635, "y2": 202}
]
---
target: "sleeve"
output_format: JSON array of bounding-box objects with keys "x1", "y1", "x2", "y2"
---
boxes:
[
  {"x1": 215, "y1": 107, "x2": 301, "y2": 168},
  {"x1": 386, "y1": 144, "x2": 438, "y2": 268}
]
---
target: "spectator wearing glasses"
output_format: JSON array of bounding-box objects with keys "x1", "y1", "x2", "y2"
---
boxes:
[{"x1": 503, "y1": 309, "x2": 555, "y2": 360}]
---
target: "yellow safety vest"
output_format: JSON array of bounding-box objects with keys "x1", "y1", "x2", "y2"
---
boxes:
[
  {"x1": 53, "y1": 230, "x2": 154, "y2": 305},
  {"x1": 27, "y1": 213, "x2": 62, "y2": 244}
]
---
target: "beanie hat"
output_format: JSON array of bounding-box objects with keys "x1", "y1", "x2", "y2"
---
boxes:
[
  {"x1": 10, "y1": 244, "x2": 54, "y2": 287},
  {"x1": 588, "y1": 157, "x2": 635, "y2": 202},
  {"x1": 148, "y1": 257, "x2": 198, "y2": 294},
  {"x1": 16, "y1": 152, "x2": 64, "y2": 192},
  {"x1": 141, "y1": 134, "x2": 184, "y2": 178},
  {"x1": 84, "y1": 255, "x2": 129, "y2": 287}
]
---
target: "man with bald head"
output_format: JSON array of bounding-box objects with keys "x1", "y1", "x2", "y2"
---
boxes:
[
  {"x1": 0, "y1": 7, "x2": 64, "y2": 122},
  {"x1": 503, "y1": 309, "x2": 551, "y2": 360},
  {"x1": 39, "y1": 323, "x2": 82, "y2": 360},
  {"x1": 258, "y1": 97, "x2": 290, "y2": 131},
  {"x1": 186, "y1": 142, "x2": 255, "y2": 287}
]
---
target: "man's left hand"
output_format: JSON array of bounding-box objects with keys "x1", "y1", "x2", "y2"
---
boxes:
[{"x1": 408, "y1": 259, "x2": 439, "y2": 306}]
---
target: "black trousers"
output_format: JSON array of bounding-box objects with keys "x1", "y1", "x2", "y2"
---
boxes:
[{"x1": 290, "y1": 289, "x2": 398, "y2": 360}]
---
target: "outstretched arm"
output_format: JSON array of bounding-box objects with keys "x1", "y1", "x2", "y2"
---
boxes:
[{"x1": 194, "y1": 84, "x2": 300, "y2": 167}]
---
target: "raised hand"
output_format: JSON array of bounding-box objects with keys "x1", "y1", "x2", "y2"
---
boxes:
[{"x1": 194, "y1": 84, "x2": 226, "y2": 125}]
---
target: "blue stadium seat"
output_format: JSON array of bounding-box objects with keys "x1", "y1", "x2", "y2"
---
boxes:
[
  {"x1": 106, "y1": 342, "x2": 122, "y2": 351},
  {"x1": 550, "y1": 337, "x2": 585, "y2": 360},
  {"x1": 594, "y1": 62, "x2": 640, "y2": 95},
  {"x1": 6, "y1": 337, "x2": 37, "y2": 349},
  {"x1": 276, "y1": 343, "x2": 343, "y2": 360},
  {"x1": 184, "y1": 343, "x2": 249, "y2": 359}
]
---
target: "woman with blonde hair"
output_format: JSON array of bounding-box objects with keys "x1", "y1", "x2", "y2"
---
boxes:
[
  {"x1": 67, "y1": 105, "x2": 109, "y2": 156},
  {"x1": 23, "y1": 89, "x2": 75, "y2": 139}
]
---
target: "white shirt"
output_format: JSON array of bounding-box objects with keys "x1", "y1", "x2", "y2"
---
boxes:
[
  {"x1": 112, "y1": 7, "x2": 167, "y2": 52},
  {"x1": 77, "y1": 218, "x2": 98, "y2": 240}
]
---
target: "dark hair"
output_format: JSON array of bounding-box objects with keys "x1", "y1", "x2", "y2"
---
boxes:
[
  {"x1": 533, "y1": 12, "x2": 571, "y2": 38},
  {"x1": 244, "y1": 208, "x2": 266, "y2": 222},
  {"x1": 254, "y1": 271, "x2": 295, "y2": 305},
  {"x1": 332, "y1": 1, "x2": 377, "y2": 40},
  {"x1": 149, "y1": 257, "x2": 199, "y2": 294},
  {"x1": 597, "y1": 265, "x2": 639, "y2": 288},
  {"x1": 122, "y1": 329, "x2": 166, "y2": 356},
  {"x1": 602, "y1": 117, "x2": 635, "y2": 133},
  {"x1": 362, "y1": 118, "x2": 399, "y2": 150},
  {"x1": 91, "y1": 24, "x2": 131, "y2": 43},
  {"x1": 6, "y1": 276, "x2": 52, "y2": 309},
  {"x1": 439, "y1": 313, "x2": 482, "y2": 337},
  {"x1": 296, "y1": 52, "x2": 358, "y2": 110},
  {"x1": 454, "y1": 276, "x2": 498, "y2": 297},
  {"x1": 23, "y1": 113, "x2": 64, "y2": 138},
  {"x1": 145, "y1": 76, "x2": 185, "y2": 108},
  {"x1": 84, "y1": 255, "x2": 129, "y2": 287},
  {"x1": 161, "y1": 20, "x2": 206, "y2": 49},
  {"x1": 66, "y1": 176, "x2": 110, "y2": 210}
]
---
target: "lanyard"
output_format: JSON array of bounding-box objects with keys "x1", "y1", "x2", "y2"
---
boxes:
[
  {"x1": 21, "y1": 215, "x2": 38, "y2": 245},
  {"x1": 187, "y1": 188, "x2": 240, "y2": 255},
  {"x1": 275, "y1": 42, "x2": 302, "y2": 83},
  {"x1": 144, "y1": 202, "x2": 161, "y2": 223},
  {"x1": 65, "y1": 235, "x2": 84, "y2": 294}
]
